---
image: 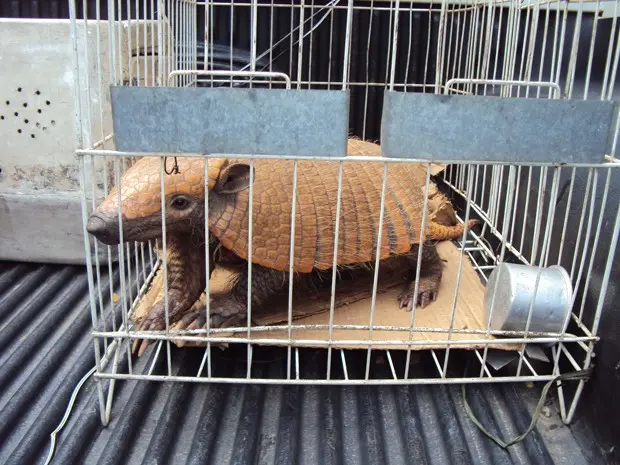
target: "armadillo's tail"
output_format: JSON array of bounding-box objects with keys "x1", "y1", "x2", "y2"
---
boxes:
[{"x1": 426, "y1": 219, "x2": 480, "y2": 241}]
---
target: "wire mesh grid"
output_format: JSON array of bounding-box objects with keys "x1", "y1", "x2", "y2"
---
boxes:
[{"x1": 68, "y1": 0, "x2": 619, "y2": 425}]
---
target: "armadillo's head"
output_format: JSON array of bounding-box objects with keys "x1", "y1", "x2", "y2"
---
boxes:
[{"x1": 86, "y1": 156, "x2": 253, "y2": 245}]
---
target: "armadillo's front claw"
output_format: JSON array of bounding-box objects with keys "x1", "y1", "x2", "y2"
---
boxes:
[
  {"x1": 132, "y1": 317, "x2": 159, "y2": 357},
  {"x1": 132, "y1": 296, "x2": 248, "y2": 355},
  {"x1": 176, "y1": 296, "x2": 248, "y2": 332},
  {"x1": 132, "y1": 302, "x2": 175, "y2": 357},
  {"x1": 175, "y1": 304, "x2": 242, "y2": 349},
  {"x1": 137, "y1": 337, "x2": 151, "y2": 358}
]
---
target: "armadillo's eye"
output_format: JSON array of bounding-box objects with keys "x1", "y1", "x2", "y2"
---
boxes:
[{"x1": 171, "y1": 196, "x2": 189, "y2": 210}]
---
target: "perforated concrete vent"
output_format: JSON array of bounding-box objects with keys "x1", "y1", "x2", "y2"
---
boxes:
[
  {"x1": 1, "y1": 87, "x2": 57, "y2": 141},
  {"x1": 0, "y1": 18, "x2": 163, "y2": 265}
]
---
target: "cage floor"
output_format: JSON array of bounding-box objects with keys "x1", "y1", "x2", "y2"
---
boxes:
[
  {"x1": 0, "y1": 257, "x2": 602, "y2": 465},
  {"x1": 133, "y1": 241, "x2": 519, "y2": 351}
]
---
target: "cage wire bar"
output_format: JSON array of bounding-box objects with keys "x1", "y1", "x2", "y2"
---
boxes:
[{"x1": 69, "y1": 0, "x2": 620, "y2": 425}]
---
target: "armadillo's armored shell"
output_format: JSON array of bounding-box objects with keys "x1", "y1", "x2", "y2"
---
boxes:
[
  {"x1": 96, "y1": 156, "x2": 228, "y2": 220},
  {"x1": 209, "y1": 159, "x2": 431, "y2": 273}
]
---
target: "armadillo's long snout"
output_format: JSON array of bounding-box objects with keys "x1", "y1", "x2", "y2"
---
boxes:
[{"x1": 86, "y1": 212, "x2": 120, "y2": 245}]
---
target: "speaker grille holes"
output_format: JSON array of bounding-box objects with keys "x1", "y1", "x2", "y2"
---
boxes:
[{"x1": 4, "y1": 88, "x2": 55, "y2": 138}]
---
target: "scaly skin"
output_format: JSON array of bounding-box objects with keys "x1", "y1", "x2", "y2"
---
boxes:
[
  {"x1": 174, "y1": 262, "x2": 291, "y2": 336},
  {"x1": 87, "y1": 155, "x2": 478, "y2": 270},
  {"x1": 86, "y1": 140, "x2": 479, "y2": 355},
  {"x1": 133, "y1": 238, "x2": 444, "y2": 356},
  {"x1": 397, "y1": 242, "x2": 444, "y2": 310},
  {"x1": 168, "y1": 241, "x2": 444, "y2": 343},
  {"x1": 132, "y1": 233, "x2": 207, "y2": 355}
]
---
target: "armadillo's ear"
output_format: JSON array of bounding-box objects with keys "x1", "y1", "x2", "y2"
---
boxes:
[{"x1": 214, "y1": 163, "x2": 254, "y2": 194}]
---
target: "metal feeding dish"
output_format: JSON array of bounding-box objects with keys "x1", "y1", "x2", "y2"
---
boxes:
[{"x1": 484, "y1": 263, "x2": 573, "y2": 334}]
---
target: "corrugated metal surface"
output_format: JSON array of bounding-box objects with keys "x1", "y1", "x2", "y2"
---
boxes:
[{"x1": 0, "y1": 260, "x2": 605, "y2": 465}]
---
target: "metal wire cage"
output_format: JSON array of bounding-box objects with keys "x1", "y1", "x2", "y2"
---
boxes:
[{"x1": 69, "y1": 0, "x2": 620, "y2": 425}]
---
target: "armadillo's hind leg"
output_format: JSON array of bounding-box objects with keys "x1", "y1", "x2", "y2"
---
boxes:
[
  {"x1": 397, "y1": 241, "x2": 444, "y2": 311},
  {"x1": 177, "y1": 264, "x2": 290, "y2": 332}
]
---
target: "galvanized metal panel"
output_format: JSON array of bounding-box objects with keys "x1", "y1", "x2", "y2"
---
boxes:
[
  {"x1": 111, "y1": 87, "x2": 350, "y2": 157},
  {"x1": 380, "y1": 91, "x2": 617, "y2": 163}
]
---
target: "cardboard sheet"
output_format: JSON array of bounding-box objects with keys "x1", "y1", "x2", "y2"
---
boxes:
[{"x1": 133, "y1": 241, "x2": 521, "y2": 352}]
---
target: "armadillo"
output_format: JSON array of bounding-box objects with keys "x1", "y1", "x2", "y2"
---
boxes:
[{"x1": 86, "y1": 140, "x2": 478, "y2": 355}]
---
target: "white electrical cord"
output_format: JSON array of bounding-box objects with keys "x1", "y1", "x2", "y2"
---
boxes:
[{"x1": 43, "y1": 365, "x2": 97, "y2": 465}]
